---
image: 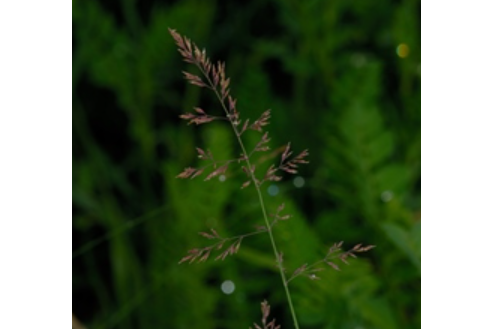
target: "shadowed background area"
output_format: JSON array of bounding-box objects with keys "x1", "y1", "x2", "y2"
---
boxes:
[{"x1": 72, "y1": 0, "x2": 420, "y2": 328}]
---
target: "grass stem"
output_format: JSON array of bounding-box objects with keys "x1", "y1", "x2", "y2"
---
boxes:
[{"x1": 202, "y1": 70, "x2": 301, "y2": 329}]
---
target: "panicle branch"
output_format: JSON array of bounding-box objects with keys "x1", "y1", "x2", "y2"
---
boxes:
[
  {"x1": 178, "y1": 228, "x2": 268, "y2": 265},
  {"x1": 179, "y1": 107, "x2": 227, "y2": 125},
  {"x1": 286, "y1": 242, "x2": 376, "y2": 283},
  {"x1": 250, "y1": 109, "x2": 271, "y2": 132},
  {"x1": 269, "y1": 203, "x2": 292, "y2": 228},
  {"x1": 250, "y1": 300, "x2": 281, "y2": 329}
]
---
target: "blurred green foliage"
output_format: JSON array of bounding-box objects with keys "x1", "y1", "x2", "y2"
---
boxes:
[{"x1": 73, "y1": 0, "x2": 420, "y2": 328}]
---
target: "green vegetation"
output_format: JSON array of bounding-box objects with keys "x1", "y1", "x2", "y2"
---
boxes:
[{"x1": 73, "y1": 1, "x2": 420, "y2": 328}]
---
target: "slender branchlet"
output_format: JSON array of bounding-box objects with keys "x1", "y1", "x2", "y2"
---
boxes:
[
  {"x1": 169, "y1": 28, "x2": 374, "y2": 328},
  {"x1": 286, "y1": 242, "x2": 376, "y2": 283}
]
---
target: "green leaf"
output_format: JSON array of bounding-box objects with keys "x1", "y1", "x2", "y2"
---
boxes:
[{"x1": 381, "y1": 222, "x2": 421, "y2": 269}]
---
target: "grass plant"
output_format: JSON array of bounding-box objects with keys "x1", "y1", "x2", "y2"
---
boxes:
[{"x1": 169, "y1": 28, "x2": 374, "y2": 328}]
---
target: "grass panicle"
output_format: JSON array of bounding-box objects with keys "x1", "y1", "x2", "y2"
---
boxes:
[{"x1": 169, "y1": 28, "x2": 374, "y2": 328}]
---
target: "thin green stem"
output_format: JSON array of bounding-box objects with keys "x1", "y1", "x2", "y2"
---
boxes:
[
  {"x1": 253, "y1": 178, "x2": 301, "y2": 329},
  {"x1": 200, "y1": 68, "x2": 300, "y2": 329}
]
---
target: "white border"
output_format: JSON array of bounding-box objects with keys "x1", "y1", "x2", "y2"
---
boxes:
[
  {"x1": 422, "y1": 1, "x2": 492, "y2": 328},
  {"x1": 0, "y1": 1, "x2": 71, "y2": 328},
  {"x1": 1, "y1": 0, "x2": 492, "y2": 328}
]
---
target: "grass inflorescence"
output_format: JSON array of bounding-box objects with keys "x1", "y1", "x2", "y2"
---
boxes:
[{"x1": 169, "y1": 28, "x2": 374, "y2": 329}]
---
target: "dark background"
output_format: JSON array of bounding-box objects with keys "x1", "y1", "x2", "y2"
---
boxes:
[{"x1": 72, "y1": 0, "x2": 420, "y2": 328}]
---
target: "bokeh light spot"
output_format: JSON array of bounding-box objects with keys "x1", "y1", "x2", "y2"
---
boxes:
[
  {"x1": 381, "y1": 190, "x2": 394, "y2": 202},
  {"x1": 221, "y1": 280, "x2": 235, "y2": 294},
  {"x1": 396, "y1": 43, "x2": 410, "y2": 58},
  {"x1": 293, "y1": 176, "x2": 305, "y2": 188},
  {"x1": 268, "y1": 185, "x2": 279, "y2": 196},
  {"x1": 219, "y1": 174, "x2": 226, "y2": 182},
  {"x1": 351, "y1": 53, "x2": 367, "y2": 68}
]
